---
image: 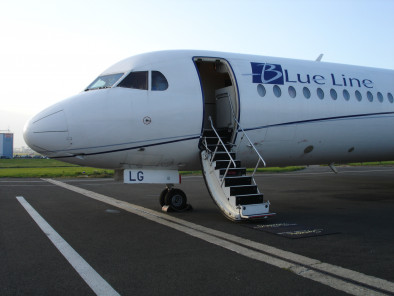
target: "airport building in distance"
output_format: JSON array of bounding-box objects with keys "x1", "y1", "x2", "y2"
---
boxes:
[{"x1": 0, "y1": 132, "x2": 13, "y2": 159}]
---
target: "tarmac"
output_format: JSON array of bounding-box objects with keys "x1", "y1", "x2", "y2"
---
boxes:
[{"x1": 1, "y1": 166, "x2": 394, "y2": 295}]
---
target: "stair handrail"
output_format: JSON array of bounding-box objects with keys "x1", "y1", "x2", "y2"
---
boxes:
[
  {"x1": 208, "y1": 116, "x2": 237, "y2": 169},
  {"x1": 226, "y1": 94, "x2": 267, "y2": 172}
]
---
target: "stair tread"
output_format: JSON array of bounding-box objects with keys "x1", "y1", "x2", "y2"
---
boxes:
[
  {"x1": 235, "y1": 193, "x2": 264, "y2": 197},
  {"x1": 235, "y1": 193, "x2": 265, "y2": 206},
  {"x1": 219, "y1": 167, "x2": 246, "y2": 177},
  {"x1": 230, "y1": 184, "x2": 258, "y2": 195},
  {"x1": 215, "y1": 160, "x2": 241, "y2": 169},
  {"x1": 224, "y1": 175, "x2": 252, "y2": 186},
  {"x1": 220, "y1": 167, "x2": 245, "y2": 170},
  {"x1": 213, "y1": 152, "x2": 236, "y2": 161}
]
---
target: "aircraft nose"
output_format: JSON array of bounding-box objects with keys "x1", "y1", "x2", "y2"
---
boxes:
[{"x1": 24, "y1": 108, "x2": 72, "y2": 156}]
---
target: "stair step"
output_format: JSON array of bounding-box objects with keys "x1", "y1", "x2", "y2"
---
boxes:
[
  {"x1": 207, "y1": 143, "x2": 233, "y2": 152},
  {"x1": 213, "y1": 151, "x2": 236, "y2": 161},
  {"x1": 235, "y1": 193, "x2": 265, "y2": 206},
  {"x1": 204, "y1": 136, "x2": 220, "y2": 145},
  {"x1": 230, "y1": 185, "x2": 258, "y2": 196},
  {"x1": 203, "y1": 129, "x2": 232, "y2": 138},
  {"x1": 224, "y1": 176, "x2": 252, "y2": 186},
  {"x1": 219, "y1": 167, "x2": 246, "y2": 177},
  {"x1": 215, "y1": 160, "x2": 241, "y2": 169}
]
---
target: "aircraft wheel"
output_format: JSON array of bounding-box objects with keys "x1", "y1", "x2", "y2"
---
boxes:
[
  {"x1": 159, "y1": 188, "x2": 169, "y2": 207},
  {"x1": 165, "y1": 189, "x2": 187, "y2": 211}
]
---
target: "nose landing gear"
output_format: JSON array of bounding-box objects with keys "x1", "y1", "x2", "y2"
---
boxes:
[{"x1": 160, "y1": 184, "x2": 192, "y2": 212}]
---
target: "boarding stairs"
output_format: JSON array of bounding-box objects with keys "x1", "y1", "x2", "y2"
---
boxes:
[{"x1": 200, "y1": 117, "x2": 275, "y2": 221}]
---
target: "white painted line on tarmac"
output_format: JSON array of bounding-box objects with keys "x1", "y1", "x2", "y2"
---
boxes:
[
  {"x1": 16, "y1": 196, "x2": 120, "y2": 296},
  {"x1": 43, "y1": 179, "x2": 394, "y2": 296}
]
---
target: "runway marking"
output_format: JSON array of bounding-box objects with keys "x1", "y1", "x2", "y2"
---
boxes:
[
  {"x1": 16, "y1": 196, "x2": 120, "y2": 296},
  {"x1": 43, "y1": 178, "x2": 394, "y2": 296}
]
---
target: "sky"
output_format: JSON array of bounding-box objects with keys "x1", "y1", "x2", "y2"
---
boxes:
[{"x1": 1, "y1": 0, "x2": 393, "y2": 148}]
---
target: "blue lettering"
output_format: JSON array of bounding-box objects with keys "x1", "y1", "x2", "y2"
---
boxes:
[
  {"x1": 331, "y1": 74, "x2": 343, "y2": 86},
  {"x1": 297, "y1": 73, "x2": 310, "y2": 84},
  {"x1": 349, "y1": 77, "x2": 361, "y2": 88},
  {"x1": 342, "y1": 75, "x2": 347, "y2": 87},
  {"x1": 313, "y1": 75, "x2": 325, "y2": 85},
  {"x1": 250, "y1": 62, "x2": 373, "y2": 89},
  {"x1": 362, "y1": 79, "x2": 373, "y2": 88},
  {"x1": 129, "y1": 171, "x2": 136, "y2": 181},
  {"x1": 285, "y1": 70, "x2": 296, "y2": 83},
  {"x1": 137, "y1": 171, "x2": 144, "y2": 181}
]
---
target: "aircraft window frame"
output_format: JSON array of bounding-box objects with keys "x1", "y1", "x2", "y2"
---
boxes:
[
  {"x1": 377, "y1": 92, "x2": 384, "y2": 103},
  {"x1": 257, "y1": 84, "x2": 266, "y2": 97},
  {"x1": 85, "y1": 73, "x2": 124, "y2": 91},
  {"x1": 367, "y1": 91, "x2": 373, "y2": 102},
  {"x1": 388, "y1": 92, "x2": 394, "y2": 103},
  {"x1": 330, "y1": 89, "x2": 337, "y2": 100},
  {"x1": 317, "y1": 88, "x2": 324, "y2": 100},
  {"x1": 288, "y1": 86, "x2": 296, "y2": 98},
  {"x1": 273, "y1": 85, "x2": 281, "y2": 98},
  {"x1": 355, "y1": 90, "x2": 362, "y2": 102},
  {"x1": 151, "y1": 71, "x2": 169, "y2": 91},
  {"x1": 303, "y1": 87, "x2": 311, "y2": 99},
  {"x1": 117, "y1": 71, "x2": 148, "y2": 90},
  {"x1": 343, "y1": 89, "x2": 350, "y2": 101}
]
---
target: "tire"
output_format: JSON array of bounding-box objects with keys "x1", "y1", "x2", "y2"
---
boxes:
[
  {"x1": 164, "y1": 189, "x2": 187, "y2": 211},
  {"x1": 159, "y1": 188, "x2": 169, "y2": 207}
]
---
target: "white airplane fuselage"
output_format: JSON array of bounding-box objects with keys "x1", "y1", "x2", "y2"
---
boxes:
[{"x1": 24, "y1": 50, "x2": 394, "y2": 171}]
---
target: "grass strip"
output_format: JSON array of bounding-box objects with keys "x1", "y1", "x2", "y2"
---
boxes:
[
  {"x1": 341, "y1": 161, "x2": 394, "y2": 166},
  {"x1": 0, "y1": 167, "x2": 113, "y2": 178},
  {"x1": 0, "y1": 159, "x2": 78, "y2": 168}
]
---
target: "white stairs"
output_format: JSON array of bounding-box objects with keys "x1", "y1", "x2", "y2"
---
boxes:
[{"x1": 200, "y1": 127, "x2": 275, "y2": 221}]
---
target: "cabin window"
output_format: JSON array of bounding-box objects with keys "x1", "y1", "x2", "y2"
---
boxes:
[
  {"x1": 367, "y1": 91, "x2": 373, "y2": 102},
  {"x1": 317, "y1": 88, "x2": 324, "y2": 100},
  {"x1": 151, "y1": 71, "x2": 169, "y2": 91},
  {"x1": 257, "y1": 84, "x2": 266, "y2": 97},
  {"x1": 288, "y1": 86, "x2": 296, "y2": 98},
  {"x1": 355, "y1": 90, "x2": 362, "y2": 101},
  {"x1": 388, "y1": 92, "x2": 394, "y2": 103},
  {"x1": 85, "y1": 73, "x2": 124, "y2": 91},
  {"x1": 273, "y1": 85, "x2": 281, "y2": 97},
  {"x1": 377, "y1": 92, "x2": 384, "y2": 103},
  {"x1": 343, "y1": 89, "x2": 350, "y2": 101},
  {"x1": 303, "y1": 87, "x2": 311, "y2": 99},
  {"x1": 117, "y1": 71, "x2": 148, "y2": 90},
  {"x1": 330, "y1": 89, "x2": 337, "y2": 100}
]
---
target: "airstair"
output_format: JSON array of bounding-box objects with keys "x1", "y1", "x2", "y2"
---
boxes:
[{"x1": 200, "y1": 117, "x2": 275, "y2": 221}]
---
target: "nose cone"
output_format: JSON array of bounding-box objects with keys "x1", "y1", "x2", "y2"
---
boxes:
[{"x1": 24, "y1": 107, "x2": 72, "y2": 156}]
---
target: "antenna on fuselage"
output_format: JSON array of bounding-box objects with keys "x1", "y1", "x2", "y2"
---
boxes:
[{"x1": 316, "y1": 54, "x2": 324, "y2": 62}]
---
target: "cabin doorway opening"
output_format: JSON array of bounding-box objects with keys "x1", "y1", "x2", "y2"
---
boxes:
[{"x1": 193, "y1": 57, "x2": 239, "y2": 143}]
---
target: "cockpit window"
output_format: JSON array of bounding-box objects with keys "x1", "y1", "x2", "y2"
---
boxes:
[
  {"x1": 117, "y1": 71, "x2": 148, "y2": 90},
  {"x1": 152, "y1": 71, "x2": 168, "y2": 91},
  {"x1": 85, "y1": 73, "x2": 124, "y2": 91}
]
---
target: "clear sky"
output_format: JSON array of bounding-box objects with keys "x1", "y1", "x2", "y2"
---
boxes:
[{"x1": 1, "y1": 0, "x2": 393, "y2": 148}]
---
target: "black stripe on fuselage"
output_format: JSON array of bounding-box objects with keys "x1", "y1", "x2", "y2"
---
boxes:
[
  {"x1": 244, "y1": 111, "x2": 394, "y2": 132},
  {"x1": 52, "y1": 135, "x2": 200, "y2": 159}
]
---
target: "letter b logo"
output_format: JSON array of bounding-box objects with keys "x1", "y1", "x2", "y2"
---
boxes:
[{"x1": 251, "y1": 63, "x2": 284, "y2": 84}]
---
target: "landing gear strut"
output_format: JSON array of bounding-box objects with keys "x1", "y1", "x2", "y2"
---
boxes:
[{"x1": 160, "y1": 184, "x2": 192, "y2": 212}]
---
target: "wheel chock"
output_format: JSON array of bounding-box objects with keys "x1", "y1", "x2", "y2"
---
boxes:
[{"x1": 161, "y1": 204, "x2": 193, "y2": 213}]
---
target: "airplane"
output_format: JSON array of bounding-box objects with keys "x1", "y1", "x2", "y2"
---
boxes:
[{"x1": 23, "y1": 50, "x2": 394, "y2": 221}]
